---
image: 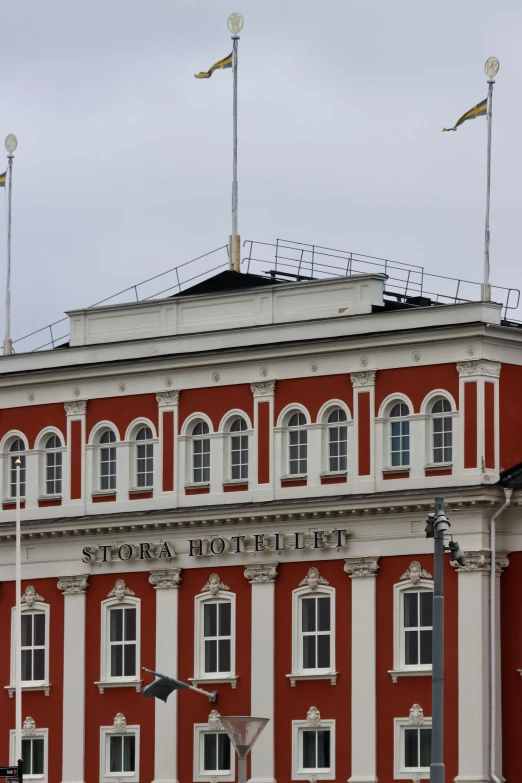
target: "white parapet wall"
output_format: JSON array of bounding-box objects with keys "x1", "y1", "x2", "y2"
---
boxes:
[{"x1": 67, "y1": 274, "x2": 387, "y2": 347}]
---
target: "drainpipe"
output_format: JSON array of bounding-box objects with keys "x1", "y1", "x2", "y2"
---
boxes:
[{"x1": 490, "y1": 487, "x2": 512, "y2": 783}]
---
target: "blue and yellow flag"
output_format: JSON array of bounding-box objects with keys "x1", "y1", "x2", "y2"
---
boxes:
[
  {"x1": 442, "y1": 98, "x2": 487, "y2": 132},
  {"x1": 0, "y1": 171, "x2": 6, "y2": 187},
  {"x1": 195, "y1": 52, "x2": 233, "y2": 79}
]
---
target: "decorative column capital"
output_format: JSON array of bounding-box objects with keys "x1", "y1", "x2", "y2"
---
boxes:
[
  {"x1": 453, "y1": 549, "x2": 509, "y2": 573},
  {"x1": 344, "y1": 556, "x2": 380, "y2": 578},
  {"x1": 57, "y1": 574, "x2": 90, "y2": 595},
  {"x1": 64, "y1": 400, "x2": 87, "y2": 416},
  {"x1": 149, "y1": 568, "x2": 182, "y2": 589},
  {"x1": 456, "y1": 359, "x2": 501, "y2": 378},
  {"x1": 350, "y1": 370, "x2": 376, "y2": 388},
  {"x1": 244, "y1": 562, "x2": 279, "y2": 583},
  {"x1": 156, "y1": 391, "x2": 180, "y2": 408},
  {"x1": 250, "y1": 380, "x2": 276, "y2": 398}
]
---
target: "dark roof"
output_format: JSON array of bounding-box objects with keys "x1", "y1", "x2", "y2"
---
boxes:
[
  {"x1": 499, "y1": 462, "x2": 522, "y2": 490},
  {"x1": 172, "y1": 269, "x2": 280, "y2": 298}
]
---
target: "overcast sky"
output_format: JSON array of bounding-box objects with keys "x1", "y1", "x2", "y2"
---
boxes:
[{"x1": 2, "y1": 0, "x2": 522, "y2": 350}]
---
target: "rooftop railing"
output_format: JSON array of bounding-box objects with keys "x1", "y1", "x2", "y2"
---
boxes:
[{"x1": 10, "y1": 238, "x2": 521, "y2": 354}]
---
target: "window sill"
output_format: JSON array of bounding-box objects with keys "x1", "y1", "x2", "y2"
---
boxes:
[
  {"x1": 388, "y1": 668, "x2": 431, "y2": 684},
  {"x1": 382, "y1": 467, "x2": 410, "y2": 474},
  {"x1": 95, "y1": 679, "x2": 142, "y2": 694},
  {"x1": 38, "y1": 494, "x2": 62, "y2": 501},
  {"x1": 286, "y1": 672, "x2": 338, "y2": 687},
  {"x1": 189, "y1": 676, "x2": 238, "y2": 690},
  {"x1": 129, "y1": 487, "x2": 152, "y2": 494},
  {"x1": 320, "y1": 471, "x2": 347, "y2": 478},
  {"x1": 6, "y1": 683, "x2": 51, "y2": 697},
  {"x1": 184, "y1": 482, "x2": 210, "y2": 490},
  {"x1": 281, "y1": 474, "x2": 307, "y2": 481},
  {"x1": 425, "y1": 463, "x2": 453, "y2": 470},
  {"x1": 222, "y1": 480, "x2": 249, "y2": 486},
  {"x1": 91, "y1": 490, "x2": 117, "y2": 497}
]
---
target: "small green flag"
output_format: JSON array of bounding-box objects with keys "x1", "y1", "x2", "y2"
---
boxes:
[
  {"x1": 443, "y1": 98, "x2": 487, "y2": 132},
  {"x1": 195, "y1": 52, "x2": 233, "y2": 79}
]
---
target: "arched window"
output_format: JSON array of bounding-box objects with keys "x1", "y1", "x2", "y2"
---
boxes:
[
  {"x1": 230, "y1": 417, "x2": 248, "y2": 480},
  {"x1": 135, "y1": 427, "x2": 153, "y2": 488},
  {"x1": 44, "y1": 435, "x2": 62, "y2": 496},
  {"x1": 192, "y1": 422, "x2": 210, "y2": 483},
  {"x1": 9, "y1": 438, "x2": 26, "y2": 498},
  {"x1": 431, "y1": 398, "x2": 452, "y2": 464},
  {"x1": 99, "y1": 430, "x2": 117, "y2": 491},
  {"x1": 288, "y1": 411, "x2": 307, "y2": 475},
  {"x1": 327, "y1": 408, "x2": 347, "y2": 472},
  {"x1": 389, "y1": 403, "x2": 410, "y2": 468}
]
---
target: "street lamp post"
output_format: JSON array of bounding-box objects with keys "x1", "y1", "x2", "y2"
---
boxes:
[
  {"x1": 425, "y1": 497, "x2": 466, "y2": 783},
  {"x1": 219, "y1": 716, "x2": 269, "y2": 783}
]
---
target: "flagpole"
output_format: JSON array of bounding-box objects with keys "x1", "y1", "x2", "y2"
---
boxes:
[
  {"x1": 483, "y1": 78, "x2": 494, "y2": 302},
  {"x1": 227, "y1": 13, "x2": 244, "y2": 271},
  {"x1": 15, "y1": 457, "x2": 22, "y2": 762},
  {"x1": 3, "y1": 135, "x2": 17, "y2": 355}
]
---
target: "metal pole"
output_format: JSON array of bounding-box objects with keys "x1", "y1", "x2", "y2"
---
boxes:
[
  {"x1": 231, "y1": 34, "x2": 239, "y2": 271},
  {"x1": 15, "y1": 458, "x2": 22, "y2": 761},
  {"x1": 4, "y1": 153, "x2": 14, "y2": 355},
  {"x1": 431, "y1": 497, "x2": 446, "y2": 783},
  {"x1": 483, "y1": 79, "x2": 494, "y2": 302},
  {"x1": 238, "y1": 755, "x2": 247, "y2": 783}
]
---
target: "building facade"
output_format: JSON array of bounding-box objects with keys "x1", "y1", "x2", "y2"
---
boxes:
[{"x1": 1, "y1": 266, "x2": 522, "y2": 783}]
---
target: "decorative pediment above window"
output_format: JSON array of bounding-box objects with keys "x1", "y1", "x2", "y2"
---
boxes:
[
  {"x1": 400, "y1": 561, "x2": 432, "y2": 586},
  {"x1": 22, "y1": 716, "x2": 36, "y2": 737},
  {"x1": 299, "y1": 567, "x2": 329, "y2": 591},
  {"x1": 107, "y1": 579, "x2": 135, "y2": 601},
  {"x1": 207, "y1": 710, "x2": 223, "y2": 731},
  {"x1": 306, "y1": 706, "x2": 321, "y2": 727},
  {"x1": 113, "y1": 713, "x2": 127, "y2": 733},
  {"x1": 202, "y1": 573, "x2": 229, "y2": 596},
  {"x1": 22, "y1": 585, "x2": 44, "y2": 607},
  {"x1": 408, "y1": 703, "x2": 425, "y2": 726}
]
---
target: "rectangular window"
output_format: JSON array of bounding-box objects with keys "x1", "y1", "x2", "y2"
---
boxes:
[
  {"x1": 109, "y1": 607, "x2": 137, "y2": 678},
  {"x1": 203, "y1": 602, "x2": 231, "y2": 674},
  {"x1": 109, "y1": 735, "x2": 136, "y2": 774},
  {"x1": 10, "y1": 455, "x2": 26, "y2": 498},
  {"x1": 301, "y1": 596, "x2": 331, "y2": 671},
  {"x1": 301, "y1": 729, "x2": 331, "y2": 772},
  {"x1": 328, "y1": 426, "x2": 347, "y2": 472},
  {"x1": 202, "y1": 732, "x2": 231, "y2": 773},
  {"x1": 136, "y1": 443, "x2": 153, "y2": 487},
  {"x1": 404, "y1": 591, "x2": 433, "y2": 667},
  {"x1": 433, "y1": 418, "x2": 452, "y2": 463},
  {"x1": 404, "y1": 726, "x2": 431, "y2": 770},
  {"x1": 193, "y1": 439, "x2": 211, "y2": 483},
  {"x1": 289, "y1": 429, "x2": 307, "y2": 474},
  {"x1": 21, "y1": 612, "x2": 46, "y2": 683},
  {"x1": 45, "y1": 451, "x2": 62, "y2": 495},
  {"x1": 22, "y1": 737, "x2": 45, "y2": 776},
  {"x1": 391, "y1": 420, "x2": 410, "y2": 467},
  {"x1": 100, "y1": 446, "x2": 116, "y2": 491},
  {"x1": 231, "y1": 434, "x2": 248, "y2": 480}
]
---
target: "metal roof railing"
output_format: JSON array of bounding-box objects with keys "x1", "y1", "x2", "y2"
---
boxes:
[{"x1": 9, "y1": 238, "x2": 521, "y2": 354}]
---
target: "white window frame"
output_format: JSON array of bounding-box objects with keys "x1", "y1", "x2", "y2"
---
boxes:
[
  {"x1": 387, "y1": 402, "x2": 411, "y2": 469},
  {"x1": 126, "y1": 420, "x2": 157, "y2": 492},
  {"x1": 100, "y1": 596, "x2": 141, "y2": 686},
  {"x1": 228, "y1": 417, "x2": 249, "y2": 482},
  {"x1": 291, "y1": 714, "x2": 336, "y2": 781},
  {"x1": 35, "y1": 429, "x2": 65, "y2": 499},
  {"x1": 394, "y1": 714, "x2": 432, "y2": 779},
  {"x1": 290, "y1": 585, "x2": 336, "y2": 682},
  {"x1": 429, "y1": 398, "x2": 454, "y2": 466},
  {"x1": 10, "y1": 601, "x2": 50, "y2": 693},
  {"x1": 10, "y1": 727, "x2": 48, "y2": 782},
  {"x1": 193, "y1": 723, "x2": 235, "y2": 782},
  {"x1": 392, "y1": 579, "x2": 433, "y2": 677},
  {"x1": 98, "y1": 428, "x2": 117, "y2": 492},
  {"x1": 192, "y1": 421, "x2": 211, "y2": 484},
  {"x1": 2, "y1": 432, "x2": 29, "y2": 501},
  {"x1": 100, "y1": 723, "x2": 140, "y2": 783},
  {"x1": 318, "y1": 401, "x2": 352, "y2": 476},
  {"x1": 194, "y1": 591, "x2": 236, "y2": 683}
]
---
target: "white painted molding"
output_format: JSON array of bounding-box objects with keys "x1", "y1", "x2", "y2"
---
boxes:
[
  {"x1": 250, "y1": 380, "x2": 276, "y2": 397},
  {"x1": 156, "y1": 390, "x2": 180, "y2": 407},
  {"x1": 350, "y1": 370, "x2": 376, "y2": 387},
  {"x1": 22, "y1": 584, "x2": 44, "y2": 606},
  {"x1": 299, "y1": 566, "x2": 329, "y2": 591},
  {"x1": 244, "y1": 562, "x2": 279, "y2": 583},
  {"x1": 456, "y1": 359, "x2": 501, "y2": 377},
  {"x1": 57, "y1": 574, "x2": 89, "y2": 594},
  {"x1": 107, "y1": 578, "x2": 135, "y2": 599},
  {"x1": 286, "y1": 672, "x2": 338, "y2": 687},
  {"x1": 400, "y1": 561, "x2": 432, "y2": 585},
  {"x1": 207, "y1": 710, "x2": 223, "y2": 731},
  {"x1": 201, "y1": 573, "x2": 229, "y2": 595},
  {"x1": 64, "y1": 400, "x2": 87, "y2": 416},
  {"x1": 22, "y1": 716, "x2": 36, "y2": 737},
  {"x1": 453, "y1": 550, "x2": 510, "y2": 573},
  {"x1": 408, "y1": 703, "x2": 425, "y2": 725}
]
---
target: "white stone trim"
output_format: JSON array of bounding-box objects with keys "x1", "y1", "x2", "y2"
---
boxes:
[
  {"x1": 193, "y1": 589, "x2": 236, "y2": 681},
  {"x1": 100, "y1": 590, "x2": 141, "y2": 688},
  {"x1": 10, "y1": 724, "x2": 48, "y2": 782},
  {"x1": 291, "y1": 712, "x2": 336, "y2": 780},
  {"x1": 289, "y1": 579, "x2": 336, "y2": 679},
  {"x1": 10, "y1": 598, "x2": 50, "y2": 690},
  {"x1": 392, "y1": 574, "x2": 433, "y2": 676},
  {"x1": 99, "y1": 718, "x2": 140, "y2": 783}
]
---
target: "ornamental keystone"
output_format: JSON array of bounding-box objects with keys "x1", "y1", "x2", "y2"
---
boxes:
[
  {"x1": 22, "y1": 585, "x2": 44, "y2": 607},
  {"x1": 400, "y1": 561, "x2": 432, "y2": 585},
  {"x1": 306, "y1": 706, "x2": 321, "y2": 727},
  {"x1": 207, "y1": 710, "x2": 223, "y2": 731},
  {"x1": 108, "y1": 579, "x2": 135, "y2": 601},
  {"x1": 408, "y1": 703, "x2": 425, "y2": 726},
  {"x1": 113, "y1": 713, "x2": 127, "y2": 733},
  {"x1": 202, "y1": 573, "x2": 229, "y2": 596},
  {"x1": 299, "y1": 567, "x2": 329, "y2": 591},
  {"x1": 22, "y1": 716, "x2": 36, "y2": 737}
]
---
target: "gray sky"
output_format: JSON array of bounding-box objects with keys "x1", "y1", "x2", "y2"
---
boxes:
[{"x1": 3, "y1": 0, "x2": 522, "y2": 349}]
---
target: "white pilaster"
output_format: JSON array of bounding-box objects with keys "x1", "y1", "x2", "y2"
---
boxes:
[
  {"x1": 57, "y1": 574, "x2": 89, "y2": 783},
  {"x1": 149, "y1": 568, "x2": 182, "y2": 783},
  {"x1": 344, "y1": 557, "x2": 380, "y2": 783},
  {"x1": 454, "y1": 550, "x2": 508, "y2": 783},
  {"x1": 244, "y1": 562, "x2": 278, "y2": 783},
  {"x1": 456, "y1": 360, "x2": 501, "y2": 478}
]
